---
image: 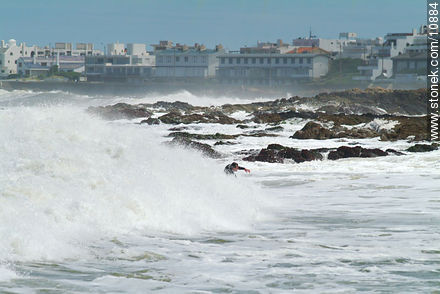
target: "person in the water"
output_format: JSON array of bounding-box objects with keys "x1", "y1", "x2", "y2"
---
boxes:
[{"x1": 224, "y1": 162, "x2": 250, "y2": 175}]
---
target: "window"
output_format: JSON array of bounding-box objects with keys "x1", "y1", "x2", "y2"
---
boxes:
[
  {"x1": 244, "y1": 58, "x2": 248, "y2": 64},
  {"x1": 237, "y1": 58, "x2": 241, "y2": 64},
  {"x1": 158, "y1": 56, "x2": 163, "y2": 63},
  {"x1": 15, "y1": 60, "x2": 17, "y2": 64},
  {"x1": 307, "y1": 58, "x2": 311, "y2": 64},
  {"x1": 176, "y1": 56, "x2": 180, "y2": 62},
  {"x1": 166, "y1": 56, "x2": 171, "y2": 63},
  {"x1": 291, "y1": 58, "x2": 295, "y2": 64},
  {"x1": 275, "y1": 58, "x2": 279, "y2": 64},
  {"x1": 252, "y1": 58, "x2": 256, "y2": 64},
  {"x1": 19, "y1": 63, "x2": 22, "y2": 67},
  {"x1": 267, "y1": 58, "x2": 271, "y2": 64},
  {"x1": 299, "y1": 58, "x2": 303, "y2": 64},
  {"x1": 10, "y1": 52, "x2": 13, "y2": 56},
  {"x1": 283, "y1": 57, "x2": 287, "y2": 64},
  {"x1": 221, "y1": 57, "x2": 225, "y2": 64},
  {"x1": 259, "y1": 57, "x2": 264, "y2": 64},
  {"x1": 229, "y1": 57, "x2": 233, "y2": 64},
  {"x1": 41, "y1": 62, "x2": 47, "y2": 66}
]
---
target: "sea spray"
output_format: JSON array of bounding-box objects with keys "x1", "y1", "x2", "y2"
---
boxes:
[{"x1": 0, "y1": 105, "x2": 267, "y2": 262}]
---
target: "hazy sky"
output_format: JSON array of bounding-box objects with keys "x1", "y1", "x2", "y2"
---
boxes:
[{"x1": 0, "y1": 0, "x2": 425, "y2": 51}]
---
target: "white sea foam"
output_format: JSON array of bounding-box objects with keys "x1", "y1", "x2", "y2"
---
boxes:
[{"x1": 0, "y1": 105, "x2": 268, "y2": 261}]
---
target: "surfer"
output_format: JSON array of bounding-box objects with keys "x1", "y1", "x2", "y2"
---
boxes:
[{"x1": 224, "y1": 162, "x2": 250, "y2": 175}]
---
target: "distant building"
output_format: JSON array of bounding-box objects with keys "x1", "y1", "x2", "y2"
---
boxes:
[
  {"x1": 53, "y1": 42, "x2": 102, "y2": 56},
  {"x1": 341, "y1": 38, "x2": 383, "y2": 60},
  {"x1": 17, "y1": 55, "x2": 85, "y2": 77},
  {"x1": 107, "y1": 42, "x2": 126, "y2": 55},
  {"x1": 354, "y1": 26, "x2": 427, "y2": 81},
  {"x1": 391, "y1": 34, "x2": 428, "y2": 82},
  {"x1": 217, "y1": 46, "x2": 330, "y2": 85},
  {"x1": 293, "y1": 37, "x2": 352, "y2": 57},
  {"x1": 153, "y1": 41, "x2": 224, "y2": 78},
  {"x1": 0, "y1": 39, "x2": 36, "y2": 78},
  {"x1": 85, "y1": 43, "x2": 155, "y2": 82}
]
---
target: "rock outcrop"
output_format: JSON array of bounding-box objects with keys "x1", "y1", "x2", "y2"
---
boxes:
[
  {"x1": 327, "y1": 146, "x2": 388, "y2": 160},
  {"x1": 243, "y1": 144, "x2": 323, "y2": 164}
]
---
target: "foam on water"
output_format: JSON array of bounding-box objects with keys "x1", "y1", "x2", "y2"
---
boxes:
[{"x1": 0, "y1": 105, "x2": 268, "y2": 262}]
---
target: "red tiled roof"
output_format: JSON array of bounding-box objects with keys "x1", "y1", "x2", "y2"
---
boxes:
[{"x1": 286, "y1": 47, "x2": 330, "y2": 55}]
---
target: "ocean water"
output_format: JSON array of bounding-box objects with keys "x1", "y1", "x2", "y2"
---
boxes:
[{"x1": 0, "y1": 90, "x2": 439, "y2": 293}]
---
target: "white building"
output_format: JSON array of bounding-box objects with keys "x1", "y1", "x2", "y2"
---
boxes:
[
  {"x1": 293, "y1": 37, "x2": 353, "y2": 57},
  {"x1": 107, "y1": 42, "x2": 126, "y2": 55},
  {"x1": 85, "y1": 44, "x2": 155, "y2": 82},
  {"x1": 217, "y1": 47, "x2": 330, "y2": 85},
  {"x1": 391, "y1": 33, "x2": 428, "y2": 82},
  {"x1": 153, "y1": 42, "x2": 224, "y2": 78},
  {"x1": 341, "y1": 38, "x2": 383, "y2": 60},
  {"x1": 354, "y1": 26, "x2": 427, "y2": 81},
  {"x1": 17, "y1": 55, "x2": 85, "y2": 77},
  {"x1": 0, "y1": 39, "x2": 36, "y2": 78},
  {"x1": 52, "y1": 42, "x2": 102, "y2": 56}
]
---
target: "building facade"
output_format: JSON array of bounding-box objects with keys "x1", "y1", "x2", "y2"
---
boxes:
[
  {"x1": 217, "y1": 47, "x2": 330, "y2": 85},
  {"x1": 85, "y1": 44, "x2": 155, "y2": 82},
  {"x1": 153, "y1": 42, "x2": 224, "y2": 78},
  {"x1": 0, "y1": 39, "x2": 37, "y2": 78},
  {"x1": 17, "y1": 55, "x2": 85, "y2": 77},
  {"x1": 354, "y1": 26, "x2": 427, "y2": 81}
]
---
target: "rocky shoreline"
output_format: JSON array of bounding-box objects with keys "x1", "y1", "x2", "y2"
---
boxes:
[{"x1": 88, "y1": 88, "x2": 436, "y2": 163}]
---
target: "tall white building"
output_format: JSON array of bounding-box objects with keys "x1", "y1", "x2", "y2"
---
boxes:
[{"x1": 0, "y1": 39, "x2": 36, "y2": 78}]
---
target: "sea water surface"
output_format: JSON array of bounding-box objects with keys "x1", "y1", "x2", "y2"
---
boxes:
[{"x1": 0, "y1": 90, "x2": 439, "y2": 293}]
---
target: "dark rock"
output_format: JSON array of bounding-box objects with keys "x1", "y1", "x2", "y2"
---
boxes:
[
  {"x1": 168, "y1": 132, "x2": 238, "y2": 140},
  {"x1": 243, "y1": 144, "x2": 323, "y2": 164},
  {"x1": 386, "y1": 149, "x2": 405, "y2": 156},
  {"x1": 168, "y1": 126, "x2": 189, "y2": 131},
  {"x1": 168, "y1": 137, "x2": 221, "y2": 158},
  {"x1": 265, "y1": 126, "x2": 284, "y2": 132},
  {"x1": 236, "y1": 124, "x2": 250, "y2": 129},
  {"x1": 151, "y1": 101, "x2": 194, "y2": 111},
  {"x1": 267, "y1": 144, "x2": 285, "y2": 150},
  {"x1": 291, "y1": 122, "x2": 335, "y2": 140},
  {"x1": 159, "y1": 111, "x2": 240, "y2": 125},
  {"x1": 406, "y1": 143, "x2": 439, "y2": 152},
  {"x1": 88, "y1": 103, "x2": 152, "y2": 120},
  {"x1": 328, "y1": 146, "x2": 388, "y2": 160},
  {"x1": 140, "y1": 117, "x2": 160, "y2": 125},
  {"x1": 243, "y1": 148, "x2": 284, "y2": 163},
  {"x1": 214, "y1": 141, "x2": 236, "y2": 146}
]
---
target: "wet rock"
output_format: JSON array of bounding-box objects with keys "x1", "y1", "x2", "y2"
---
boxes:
[
  {"x1": 291, "y1": 122, "x2": 335, "y2": 140},
  {"x1": 168, "y1": 137, "x2": 221, "y2": 158},
  {"x1": 243, "y1": 144, "x2": 323, "y2": 164},
  {"x1": 236, "y1": 124, "x2": 250, "y2": 129},
  {"x1": 151, "y1": 101, "x2": 194, "y2": 112},
  {"x1": 168, "y1": 132, "x2": 238, "y2": 140},
  {"x1": 88, "y1": 103, "x2": 152, "y2": 120},
  {"x1": 214, "y1": 141, "x2": 236, "y2": 146},
  {"x1": 406, "y1": 143, "x2": 439, "y2": 152},
  {"x1": 140, "y1": 117, "x2": 160, "y2": 125},
  {"x1": 159, "y1": 111, "x2": 240, "y2": 124},
  {"x1": 386, "y1": 149, "x2": 405, "y2": 156},
  {"x1": 328, "y1": 146, "x2": 388, "y2": 160},
  {"x1": 265, "y1": 126, "x2": 284, "y2": 132}
]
